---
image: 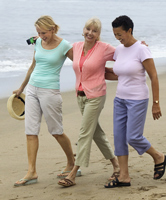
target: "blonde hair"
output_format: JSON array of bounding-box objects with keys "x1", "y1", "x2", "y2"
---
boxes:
[
  {"x1": 84, "y1": 17, "x2": 102, "y2": 41},
  {"x1": 35, "y1": 15, "x2": 60, "y2": 34}
]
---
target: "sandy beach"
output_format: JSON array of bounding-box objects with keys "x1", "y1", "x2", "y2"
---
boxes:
[{"x1": 0, "y1": 73, "x2": 166, "y2": 200}]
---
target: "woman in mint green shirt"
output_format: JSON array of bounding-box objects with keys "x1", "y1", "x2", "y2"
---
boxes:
[{"x1": 13, "y1": 15, "x2": 77, "y2": 187}]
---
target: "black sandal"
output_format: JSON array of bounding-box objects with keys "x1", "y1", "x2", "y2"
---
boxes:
[
  {"x1": 104, "y1": 178, "x2": 131, "y2": 188},
  {"x1": 154, "y1": 155, "x2": 166, "y2": 180}
]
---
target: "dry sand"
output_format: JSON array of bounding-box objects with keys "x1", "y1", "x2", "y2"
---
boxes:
[{"x1": 0, "y1": 74, "x2": 166, "y2": 200}]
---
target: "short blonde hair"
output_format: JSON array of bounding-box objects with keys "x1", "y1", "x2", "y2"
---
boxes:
[
  {"x1": 84, "y1": 17, "x2": 102, "y2": 41},
  {"x1": 35, "y1": 15, "x2": 60, "y2": 34}
]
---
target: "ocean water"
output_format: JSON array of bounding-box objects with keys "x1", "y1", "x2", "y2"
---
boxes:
[{"x1": 0, "y1": 0, "x2": 166, "y2": 98}]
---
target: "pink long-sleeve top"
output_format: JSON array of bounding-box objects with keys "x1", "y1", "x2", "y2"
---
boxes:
[{"x1": 73, "y1": 41, "x2": 115, "y2": 99}]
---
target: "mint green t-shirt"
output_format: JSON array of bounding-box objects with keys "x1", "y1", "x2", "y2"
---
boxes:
[{"x1": 29, "y1": 38, "x2": 72, "y2": 89}]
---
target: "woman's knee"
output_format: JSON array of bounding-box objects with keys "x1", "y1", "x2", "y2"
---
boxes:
[
  {"x1": 127, "y1": 136, "x2": 138, "y2": 147},
  {"x1": 52, "y1": 133, "x2": 64, "y2": 140}
]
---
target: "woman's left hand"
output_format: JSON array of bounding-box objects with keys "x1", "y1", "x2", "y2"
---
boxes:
[{"x1": 152, "y1": 104, "x2": 162, "y2": 120}]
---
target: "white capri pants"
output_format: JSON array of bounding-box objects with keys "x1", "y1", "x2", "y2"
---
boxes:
[{"x1": 25, "y1": 84, "x2": 63, "y2": 135}]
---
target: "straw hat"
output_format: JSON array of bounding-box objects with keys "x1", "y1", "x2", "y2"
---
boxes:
[{"x1": 7, "y1": 93, "x2": 25, "y2": 120}]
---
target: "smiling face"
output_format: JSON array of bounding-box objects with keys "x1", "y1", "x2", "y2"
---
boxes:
[
  {"x1": 113, "y1": 26, "x2": 132, "y2": 47},
  {"x1": 36, "y1": 26, "x2": 53, "y2": 43},
  {"x1": 83, "y1": 25, "x2": 100, "y2": 44}
]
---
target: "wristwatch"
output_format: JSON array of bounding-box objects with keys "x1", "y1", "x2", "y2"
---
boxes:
[{"x1": 154, "y1": 100, "x2": 159, "y2": 104}]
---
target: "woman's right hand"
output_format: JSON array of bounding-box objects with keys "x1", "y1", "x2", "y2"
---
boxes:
[
  {"x1": 29, "y1": 36, "x2": 38, "y2": 45},
  {"x1": 33, "y1": 36, "x2": 39, "y2": 44},
  {"x1": 13, "y1": 88, "x2": 23, "y2": 97}
]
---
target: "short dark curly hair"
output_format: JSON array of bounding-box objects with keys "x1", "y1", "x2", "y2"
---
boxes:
[{"x1": 112, "y1": 15, "x2": 134, "y2": 35}]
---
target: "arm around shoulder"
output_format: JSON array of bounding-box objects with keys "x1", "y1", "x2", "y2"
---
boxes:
[
  {"x1": 66, "y1": 47, "x2": 73, "y2": 61},
  {"x1": 105, "y1": 67, "x2": 118, "y2": 80}
]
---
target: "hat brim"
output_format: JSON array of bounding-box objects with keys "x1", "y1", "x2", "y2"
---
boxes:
[{"x1": 7, "y1": 93, "x2": 25, "y2": 120}]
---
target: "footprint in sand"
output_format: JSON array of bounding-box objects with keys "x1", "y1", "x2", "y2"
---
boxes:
[
  {"x1": 149, "y1": 193, "x2": 166, "y2": 200},
  {"x1": 141, "y1": 173, "x2": 152, "y2": 179},
  {"x1": 138, "y1": 186, "x2": 157, "y2": 191},
  {"x1": 59, "y1": 192, "x2": 72, "y2": 197}
]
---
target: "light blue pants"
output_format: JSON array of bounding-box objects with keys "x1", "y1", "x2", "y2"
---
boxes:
[{"x1": 113, "y1": 97, "x2": 151, "y2": 156}]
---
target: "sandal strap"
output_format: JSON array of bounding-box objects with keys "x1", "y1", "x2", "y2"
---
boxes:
[
  {"x1": 64, "y1": 178, "x2": 74, "y2": 185},
  {"x1": 153, "y1": 155, "x2": 166, "y2": 179},
  {"x1": 154, "y1": 170, "x2": 164, "y2": 175},
  {"x1": 154, "y1": 166, "x2": 164, "y2": 171},
  {"x1": 110, "y1": 172, "x2": 120, "y2": 178},
  {"x1": 107, "y1": 179, "x2": 118, "y2": 187},
  {"x1": 113, "y1": 172, "x2": 120, "y2": 176},
  {"x1": 155, "y1": 161, "x2": 164, "y2": 167},
  {"x1": 111, "y1": 178, "x2": 119, "y2": 186}
]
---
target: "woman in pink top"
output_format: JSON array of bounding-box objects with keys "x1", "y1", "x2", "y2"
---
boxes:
[
  {"x1": 105, "y1": 15, "x2": 165, "y2": 188},
  {"x1": 58, "y1": 17, "x2": 120, "y2": 187}
]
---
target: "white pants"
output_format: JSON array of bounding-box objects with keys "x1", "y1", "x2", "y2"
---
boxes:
[{"x1": 25, "y1": 84, "x2": 63, "y2": 135}]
